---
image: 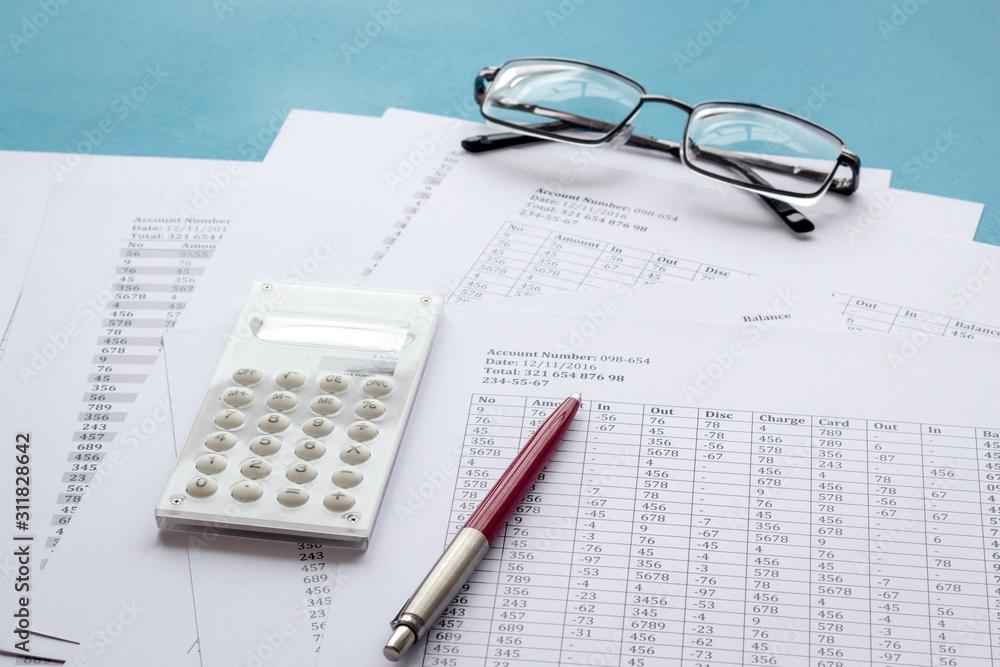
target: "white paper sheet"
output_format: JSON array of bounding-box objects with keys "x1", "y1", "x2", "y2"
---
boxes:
[
  {"x1": 0, "y1": 150, "x2": 257, "y2": 364},
  {"x1": 0, "y1": 179, "x2": 245, "y2": 660},
  {"x1": 0, "y1": 152, "x2": 256, "y2": 664},
  {"x1": 3, "y1": 111, "x2": 406, "y2": 665},
  {"x1": 363, "y1": 151, "x2": 1000, "y2": 346},
  {"x1": 317, "y1": 306, "x2": 1000, "y2": 666},
  {"x1": 175, "y1": 109, "x2": 465, "y2": 334},
  {"x1": 0, "y1": 179, "x2": 246, "y2": 550},
  {"x1": 6, "y1": 358, "x2": 200, "y2": 665}
]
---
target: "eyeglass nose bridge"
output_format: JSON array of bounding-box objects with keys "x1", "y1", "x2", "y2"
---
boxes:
[
  {"x1": 606, "y1": 95, "x2": 694, "y2": 153},
  {"x1": 637, "y1": 94, "x2": 695, "y2": 115},
  {"x1": 613, "y1": 95, "x2": 695, "y2": 146}
]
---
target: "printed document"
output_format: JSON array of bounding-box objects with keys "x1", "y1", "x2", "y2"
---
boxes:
[{"x1": 319, "y1": 306, "x2": 1000, "y2": 666}]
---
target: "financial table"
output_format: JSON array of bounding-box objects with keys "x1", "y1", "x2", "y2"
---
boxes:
[
  {"x1": 422, "y1": 394, "x2": 1000, "y2": 666},
  {"x1": 450, "y1": 222, "x2": 751, "y2": 303},
  {"x1": 833, "y1": 293, "x2": 1000, "y2": 342},
  {"x1": 54, "y1": 218, "x2": 226, "y2": 551}
]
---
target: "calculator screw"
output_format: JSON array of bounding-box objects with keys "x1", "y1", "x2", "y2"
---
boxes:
[
  {"x1": 170, "y1": 495, "x2": 185, "y2": 505},
  {"x1": 420, "y1": 297, "x2": 431, "y2": 304},
  {"x1": 262, "y1": 283, "x2": 272, "y2": 291},
  {"x1": 345, "y1": 512, "x2": 361, "y2": 523}
]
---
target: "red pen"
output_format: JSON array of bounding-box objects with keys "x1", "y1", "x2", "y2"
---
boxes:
[{"x1": 384, "y1": 392, "x2": 582, "y2": 661}]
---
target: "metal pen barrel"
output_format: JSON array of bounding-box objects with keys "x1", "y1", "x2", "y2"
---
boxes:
[{"x1": 384, "y1": 527, "x2": 490, "y2": 661}]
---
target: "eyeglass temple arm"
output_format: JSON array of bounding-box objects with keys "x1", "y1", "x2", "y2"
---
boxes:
[
  {"x1": 688, "y1": 144, "x2": 815, "y2": 233},
  {"x1": 634, "y1": 135, "x2": 820, "y2": 232},
  {"x1": 462, "y1": 126, "x2": 682, "y2": 156}
]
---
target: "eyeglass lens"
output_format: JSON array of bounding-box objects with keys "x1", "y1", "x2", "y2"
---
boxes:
[
  {"x1": 482, "y1": 59, "x2": 643, "y2": 142},
  {"x1": 685, "y1": 103, "x2": 844, "y2": 198}
]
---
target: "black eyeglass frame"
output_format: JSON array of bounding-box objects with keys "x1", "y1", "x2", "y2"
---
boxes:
[{"x1": 465, "y1": 57, "x2": 861, "y2": 233}]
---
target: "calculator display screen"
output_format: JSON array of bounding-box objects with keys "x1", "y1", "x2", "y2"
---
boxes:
[{"x1": 253, "y1": 312, "x2": 409, "y2": 352}]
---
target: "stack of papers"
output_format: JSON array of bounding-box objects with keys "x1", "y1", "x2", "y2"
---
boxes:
[{"x1": 1, "y1": 106, "x2": 998, "y2": 667}]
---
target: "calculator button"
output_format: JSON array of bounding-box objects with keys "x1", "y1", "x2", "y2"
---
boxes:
[
  {"x1": 302, "y1": 417, "x2": 334, "y2": 438},
  {"x1": 286, "y1": 462, "x2": 318, "y2": 484},
  {"x1": 323, "y1": 490, "x2": 356, "y2": 512},
  {"x1": 258, "y1": 413, "x2": 290, "y2": 434},
  {"x1": 195, "y1": 454, "x2": 227, "y2": 475},
  {"x1": 240, "y1": 457, "x2": 273, "y2": 480},
  {"x1": 231, "y1": 481, "x2": 264, "y2": 503},
  {"x1": 362, "y1": 376, "x2": 393, "y2": 398},
  {"x1": 319, "y1": 373, "x2": 350, "y2": 393},
  {"x1": 232, "y1": 367, "x2": 263, "y2": 386},
  {"x1": 275, "y1": 371, "x2": 306, "y2": 390},
  {"x1": 186, "y1": 476, "x2": 218, "y2": 498},
  {"x1": 276, "y1": 486, "x2": 309, "y2": 508},
  {"x1": 331, "y1": 467, "x2": 363, "y2": 489},
  {"x1": 354, "y1": 399, "x2": 386, "y2": 420},
  {"x1": 266, "y1": 391, "x2": 298, "y2": 411},
  {"x1": 214, "y1": 409, "x2": 246, "y2": 430},
  {"x1": 249, "y1": 435, "x2": 282, "y2": 456},
  {"x1": 205, "y1": 431, "x2": 237, "y2": 452},
  {"x1": 311, "y1": 395, "x2": 342, "y2": 416},
  {"x1": 347, "y1": 421, "x2": 378, "y2": 442},
  {"x1": 222, "y1": 387, "x2": 254, "y2": 407},
  {"x1": 294, "y1": 439, "x2": 327, "y2": 461},
  {"x1": 339, "y1": 443, "x2": 371, "y2": 465}
]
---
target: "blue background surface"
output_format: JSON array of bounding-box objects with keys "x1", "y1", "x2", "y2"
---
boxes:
[{"x1": 2, "y1": 0, "x2": 997, "y2": 244}]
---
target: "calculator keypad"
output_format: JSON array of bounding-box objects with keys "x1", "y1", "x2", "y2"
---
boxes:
[{"x1": 180, "y1": 368, "x2": 395, "y2": 515}]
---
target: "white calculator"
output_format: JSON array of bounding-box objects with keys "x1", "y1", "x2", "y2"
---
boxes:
[{"x1": 154, "y1": 281, "x2": 443, "y2": 549}]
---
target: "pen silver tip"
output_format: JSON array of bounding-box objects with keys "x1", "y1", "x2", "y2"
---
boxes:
[
  {"x1": 571, "y1": 392, "x2": 582, "y2": 402},
  {"x1": 384, "y1": 625, "x2": 416, "y2": 662}
]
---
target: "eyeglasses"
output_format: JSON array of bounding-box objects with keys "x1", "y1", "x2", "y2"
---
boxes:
[{"x1": 462, "y1": 57, "x2": 861, "y2": 234}]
